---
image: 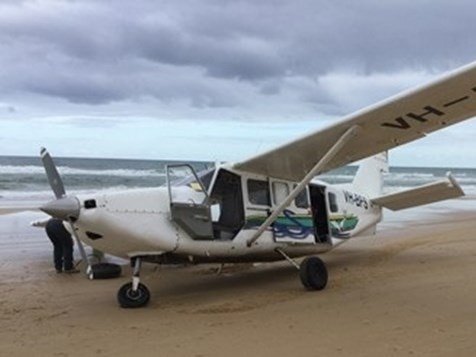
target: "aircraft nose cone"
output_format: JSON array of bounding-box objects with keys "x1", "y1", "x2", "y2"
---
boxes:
[{"x1": 40, "y1": 196, "x2": 80, "y2": 220}]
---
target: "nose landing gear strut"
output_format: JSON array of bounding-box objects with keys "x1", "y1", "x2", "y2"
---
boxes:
[{"x1": 117, "y1": 257, "x2": 151, "y2": 308}]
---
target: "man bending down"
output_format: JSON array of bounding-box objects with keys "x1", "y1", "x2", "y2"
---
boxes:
[{"x1": 45, "y1": 218, "x2": 79, "y2": 274}]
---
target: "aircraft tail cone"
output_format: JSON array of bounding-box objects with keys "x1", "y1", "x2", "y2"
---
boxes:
[{"x1": 40, "y1": 196, "x2": 80, "y2": 221}]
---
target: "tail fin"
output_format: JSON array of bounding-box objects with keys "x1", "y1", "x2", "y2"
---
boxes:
[{"x1": 352, "y1": 152, "x2": 389, "y2": 197}]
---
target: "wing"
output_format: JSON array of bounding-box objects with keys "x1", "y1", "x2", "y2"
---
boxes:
[{"x1": 233, "y1": 61, "x2": 476, "y2": 181}]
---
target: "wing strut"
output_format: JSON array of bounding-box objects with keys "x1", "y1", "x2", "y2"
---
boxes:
[{"x1": 246, "y1": 125, "x2": 361, "y2": 247}]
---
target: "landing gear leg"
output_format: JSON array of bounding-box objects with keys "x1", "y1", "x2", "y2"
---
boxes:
[
  {"x1": 299, "y1": 256, "x2": 328, "y2": 291},
  {"x1": 276, "y1": 249, "x2": 328, "y2": 291},
  {"x1": 275, "y1": 248, "x2": 300, "y2": 269},
  {"x1": 117, "y1": 257, "x2": 151, "y2": 308}
]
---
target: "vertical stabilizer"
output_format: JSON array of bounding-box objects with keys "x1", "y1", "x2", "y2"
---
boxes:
[{"x1": 352, "y1": 152, "x2": 389, "y2": 197}]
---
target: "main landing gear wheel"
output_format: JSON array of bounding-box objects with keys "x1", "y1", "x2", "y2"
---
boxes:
[
  {"x1": 117, "y1": 282, "x2": 150, "y2": 308},
  {"x1": 299, "y1": 256, "x2": 328, "y2": 291}
]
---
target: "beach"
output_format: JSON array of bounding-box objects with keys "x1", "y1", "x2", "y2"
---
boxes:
[{"x1": 1, "y1": 204, "x2": 475, "y2": 357}]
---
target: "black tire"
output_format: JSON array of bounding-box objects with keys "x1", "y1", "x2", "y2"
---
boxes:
[
  {"x1": 90, "y1": 263, "x2": 122, "y2": 279},
  {"x1": 299, "y1": 256, "x2": 328, "y2": 291},
  {"x1": 117, "y1": 282, "x2": 150, "y2": 308}
]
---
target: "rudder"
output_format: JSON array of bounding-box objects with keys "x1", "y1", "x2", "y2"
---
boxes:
[{"x1": 352, "y1": 152, "x2": 389, "y2": 197}]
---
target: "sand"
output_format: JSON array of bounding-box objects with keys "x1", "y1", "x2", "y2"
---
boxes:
[{"x1": 1, "y1": 210, "x2": 475, "y2": 357}]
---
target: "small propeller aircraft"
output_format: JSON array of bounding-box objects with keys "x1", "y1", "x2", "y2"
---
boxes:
[{"x1": 4, "y1": 60, "x2": 476, "y2": 308}]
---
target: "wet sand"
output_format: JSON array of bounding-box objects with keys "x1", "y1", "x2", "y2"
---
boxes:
[{"x1": 1, "y1": 209, "x2": 476, "y2": 357}]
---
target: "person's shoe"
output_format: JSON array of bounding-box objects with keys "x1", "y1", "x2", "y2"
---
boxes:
[
  {"x1": 64, "y1": 268, "x2": 80, "y2": 274},
  {"x1": 55, "y1": 269, "x2": 63, "y2": 274}
]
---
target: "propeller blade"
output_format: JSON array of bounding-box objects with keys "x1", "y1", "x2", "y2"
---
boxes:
[
  {"x1": 40, "y1": 147, "x2": 66, "y2": 199},
  {"x1": 67, "y1": 218, "x2": 93, "y2": 278}
]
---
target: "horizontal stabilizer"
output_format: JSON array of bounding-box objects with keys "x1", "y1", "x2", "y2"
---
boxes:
[{"x1": 371, "y1": 173, "x2": 464, "y2": 211}]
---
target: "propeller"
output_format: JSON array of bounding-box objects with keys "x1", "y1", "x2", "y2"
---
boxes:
[
  {"x1": 39, "y1": 147, "x2": 93, "y2": 277},
  {"x1": 40, "y1": 147, "x2": 66, "y2": 199}
]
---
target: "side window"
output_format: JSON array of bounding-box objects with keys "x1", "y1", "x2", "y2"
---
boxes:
[
  {"x1": 272, "y1": 181, "x2": 289, "y2": 205},
  {"x1": 247, "y1": 179, "x2": 270, "y2": 206},
  {"x1": 328, "y1": 192, "x2": 338, "y2": 213},
  {"x1": 295, "y1": 187, "x2": 309, "y2": 209}
]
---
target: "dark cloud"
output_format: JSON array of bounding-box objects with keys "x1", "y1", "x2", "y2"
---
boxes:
[{"x1": 0, "y1": 0, "x2": 476, "y2": 112}]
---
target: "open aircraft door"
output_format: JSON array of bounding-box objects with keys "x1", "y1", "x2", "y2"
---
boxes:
[
  {"x1": 268, "y1": 180, "x2": 332, "y2": 245},
  {"x1": 167, "y1": 164, "x2": 214, "y2": 240},
  {"x1": 167, "y1": 165, "x2": 245, "y2": 241},
  {"x1": 308, "y1": 184, "x2": 332, "y2": 244}
]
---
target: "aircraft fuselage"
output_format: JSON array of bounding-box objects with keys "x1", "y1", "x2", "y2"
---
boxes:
[{"x1": 72, "y1": 165, "x2": 382, "y2": 264}]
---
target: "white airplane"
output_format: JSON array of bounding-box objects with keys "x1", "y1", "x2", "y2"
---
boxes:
[{"x1": 5, "y1": 61, "x2": 476, "y2": 308}]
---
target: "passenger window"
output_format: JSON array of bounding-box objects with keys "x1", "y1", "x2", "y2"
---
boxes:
[
  {"x1": 328, "y1": 192, "x2": 338, "y2": 213},
  {"x1": 295, "y1": 187, "x2": 309, "y2": 209},
  {"x1": 247, "y1": 179, "x2": 270, "y2": 206},
  {"x1": 272, "y1": 182, "x2": 289, "y2": 205}
]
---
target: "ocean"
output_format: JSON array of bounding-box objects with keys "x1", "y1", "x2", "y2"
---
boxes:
[
  {"x1": 0, "y1": 155, "x2": 213, "y2": 202},
  {"x1": 1, "y1": 155, "x2": 476, "y2": 202}
]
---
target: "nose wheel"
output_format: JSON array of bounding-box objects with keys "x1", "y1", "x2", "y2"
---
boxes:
[
  {"x1": 117, "y1": 282, "x2": 150, "y2": 308},
  {"x1": 117, "y1": 257, "x2": 151, "y2": 308}
]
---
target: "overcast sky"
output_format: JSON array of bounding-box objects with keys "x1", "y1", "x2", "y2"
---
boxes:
[{"x1": 1, "y1": 0, "x2": 476, "y2": 167}]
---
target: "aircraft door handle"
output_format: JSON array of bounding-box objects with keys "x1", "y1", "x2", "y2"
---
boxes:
[{"x1": 193, "y1": 214, "x2": 210, "y2": 222}]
